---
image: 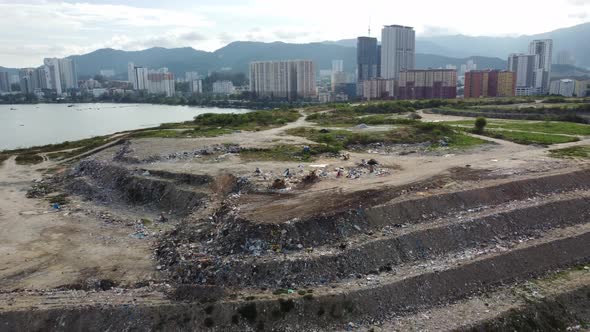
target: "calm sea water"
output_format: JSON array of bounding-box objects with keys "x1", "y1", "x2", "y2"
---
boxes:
[{"x1": 0, "y1": 103, "x2": 251, "y2": 150}]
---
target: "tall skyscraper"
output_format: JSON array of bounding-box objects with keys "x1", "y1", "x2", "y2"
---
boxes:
[
  {"x1": 128, "y1": 62, "x2": 138, "y2": 89},
  {"x1": 0, "y1": 72, "x2": 11, "y2": 92},
  {"x1": 128, "y1": 62, "x2": 149, "y2": 91},
  {"x1": 249, "y1": 60, "x2": 316, "y2": 100},
  {"x1": 356, "y1": 37, "x2": 379, "y2": 82},
  {"x1": 58, "y1": 58, "x2": 78, "y2": 90},
  {"x1": 380, "y1": 25, "x2": 415, "y2": 79},
  {"x1": 18, "y1": 68, "x2": 35, "y2": 94},
  {"x1": 42, "y1": 57, "x2": 78, "y2": 93},
  {"x1": 43, "y1": 58, "x2": 62, "y2": 94},
  {"x1": 508, "y1": 53, "x2": 538, "y2": 96},
  {"x1": 528, "y1": 39, "x2": 552, "y2": 94}
]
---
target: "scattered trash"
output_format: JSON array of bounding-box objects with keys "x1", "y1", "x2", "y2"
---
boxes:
[
  {"x1": 52, "y1": 203, "x2": 61, "y2": 210},
  {"x1": 158, "y1": 212, "x2": 168, "y2": 223},
  {"x1": 271, "y1": 179, "x2": 287, "y2": 190}
]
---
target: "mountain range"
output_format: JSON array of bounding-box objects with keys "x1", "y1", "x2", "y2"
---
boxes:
[{"x1": 2, "y1": 22, "x2": 589, "y2": 80}]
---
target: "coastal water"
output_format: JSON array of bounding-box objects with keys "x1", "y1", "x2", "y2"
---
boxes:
[{"x1": 0, "y1": 103, "x2": 251, "y2": 150}]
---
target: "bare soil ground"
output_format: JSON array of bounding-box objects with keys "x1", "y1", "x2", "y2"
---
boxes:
[{"x1": 0, "y1": 157, "x2": 159, "y2": 291}]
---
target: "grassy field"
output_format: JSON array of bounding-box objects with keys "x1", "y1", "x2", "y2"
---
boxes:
[
  {"x1": 548, "y1": 145, "x2": 590, "y2": 159},
  {"x1": 240, "y1": 144, "x2": 339, "y2": 162},
  {"x1": 15, "y1": 153, "x2": 44, "y2": 165},
  {"x1": 129, "y1": 127, "x2": 232, "y2": 139},
  {"x1": 287, "y1": 122, "x2": 487, "y2": 151},
  {"x1": 484, "y1": 130, "x2": 579, "y2": 145},
  {"x1": 445, "y1": 119, "x2": 590, "y2": 136},
  {"x1": 306, "y1": 110, "x2": 418, "y2": 127}
]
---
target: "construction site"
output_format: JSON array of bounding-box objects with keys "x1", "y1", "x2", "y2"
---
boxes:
[{"x1": 1, "y1": 99, "x2": 590, "y2": 331}]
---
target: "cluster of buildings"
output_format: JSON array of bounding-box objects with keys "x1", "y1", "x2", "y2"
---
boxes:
[
  {"x1": 1, "y1": 28, "x2": 587, "y2": 102},
  {"x1": 354, "y1": 25, "x2": 457, "y2": 100},
  {"x1": 127, "y1": 63, "x2": 176, "y2": 97},
  {"x1": 0, "y1": 58, "x2": 79, "y2": 97},
  {"x1": 550, "y1": 79, "x2": 590, "y2": 97}
]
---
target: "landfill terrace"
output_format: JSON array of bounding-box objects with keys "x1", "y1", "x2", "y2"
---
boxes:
[{"x1": 1, "y1": 98, "x2": 590, "y2": 331}]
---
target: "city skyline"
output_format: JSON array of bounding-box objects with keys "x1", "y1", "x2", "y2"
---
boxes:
[{"x1": 0, "y1": 0, "x2": 589, "y2": 67}]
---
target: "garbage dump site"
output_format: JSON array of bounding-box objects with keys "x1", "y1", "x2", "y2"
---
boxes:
[{"x1": 2, "y1": 119, "x2": 590, "y2": 332}]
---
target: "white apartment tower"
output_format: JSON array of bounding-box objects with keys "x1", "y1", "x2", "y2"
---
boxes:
[
  {"x1": 380, "y1": 25, "x2": 415, "y2": 79},
  {"x1": 43, "y1": 58, "x2": 62, "y2": 95},
  {"x1": 58, "y1": 58, "x2": 78, "y2": 90},
  {"x1": 528, "y1": 39, "x2": 553, "y2": 94},
  {"x1": 508, "y1": 53, "x2": 538, "y2": 96},
  {"x1": 127, "y1": 62, "x2": 149, "y2": 91},
  {"x1": 249, "y1": 60, "x2": 316, "y2": 100}
]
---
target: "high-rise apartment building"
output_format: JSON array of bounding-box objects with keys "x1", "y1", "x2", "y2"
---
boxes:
[
  {"x1": 0, "y1": 72, "x2": 11, "y2": 92},
  {"x1": 464, "y1": 70, "x2": 515, "y2": 98},
  {"x1": 58, "y1": 58, "x2": 78, "y2": 91},
  {"x1": 212, "y1": 80, "x2": 235, "y2": 95},
  {"x1": 43, "y1": 58, "x2": 62, "y2": 94},
  {"x1": 357, "y1": 37, "x2": 379, "y2": 82},
  {"x1": 249, "y1": 60, "x2": 316, "y2": 100},
  {"x1": 528, "y1": 39, "x2": 552, "y2": 94},
  {"x1": 147, "y1": 68, "x2": 175, "y2": 97},
  {"x1": 42, "y1": 58, "x2": 78, "y2": 93},
  {"x1": 190, "y1": 80, "x2": 203, "y2": 94},
  {"x1": 128, "y1": 62, "x2": 149, "y2": 90},
  {"x1": 380, "y1": 25, "x2": 415, "y2": 79},
  {"x1": 18, "y1": 68, "x2": 35, "y2": 94},
  {"x1": 396, "y1": 69, "x2": 457, "y2": 100},
  {"x1": 508, "y1": 54, "x2": 538, "y2": 96}
]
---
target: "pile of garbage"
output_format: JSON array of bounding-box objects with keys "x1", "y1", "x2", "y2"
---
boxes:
[
  {"x1": 26, "y1": 180, "x2": 56, "y2": 198},
  {"x1": 164, "y1": 144, "x2": 241, "y2": 161}
]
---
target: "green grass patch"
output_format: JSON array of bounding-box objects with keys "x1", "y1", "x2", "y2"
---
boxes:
[
  {"x1": 15, "y1": 153, "x2": 44, "y2": 165},
  {"x1": 446, "y1": 119, "x2": 590, "y2": 136},
  {"x1": 483, "y1": 130, "x2": 579, "y2": 145},
  {"x1": 194, "y1": 109, "x2": 300, "y2": 130},
  {"x1": 129, "y1": 127, "x2": 233, "y2": 139},
  {"x1": 307, "y1": 110, "x2": 418, "y2": 127},
  {"x1": 287, "y1": 122, "x2": 487, "y2": 150},
  {"x1": 240, "y1": 144, "x2": 339, "y2": 162},
  {"x1": 548, "y1": 145, "x2": 590, "y2": 159}
]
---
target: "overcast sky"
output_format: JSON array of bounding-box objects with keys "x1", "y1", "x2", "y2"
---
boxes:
[{"x1": 1, "y1": 0, "x2": 589, "y2": 67}]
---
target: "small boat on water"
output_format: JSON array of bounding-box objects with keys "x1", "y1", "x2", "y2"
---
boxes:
[
  {"x1": 10, "y1": 108, "x2": 16, "y2": 110},
  {"x1": 67, "y1": 104, "x2": 75, "y2": 107}
]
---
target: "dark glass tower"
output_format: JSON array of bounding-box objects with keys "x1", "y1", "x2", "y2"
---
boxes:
[{"x1": 357, "y1": 37, "x2": 379, "y2": 82}]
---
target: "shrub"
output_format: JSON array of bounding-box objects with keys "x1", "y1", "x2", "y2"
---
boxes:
[{"x1": 474, "y1": 117, "x2": 487, "y2": 134}]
